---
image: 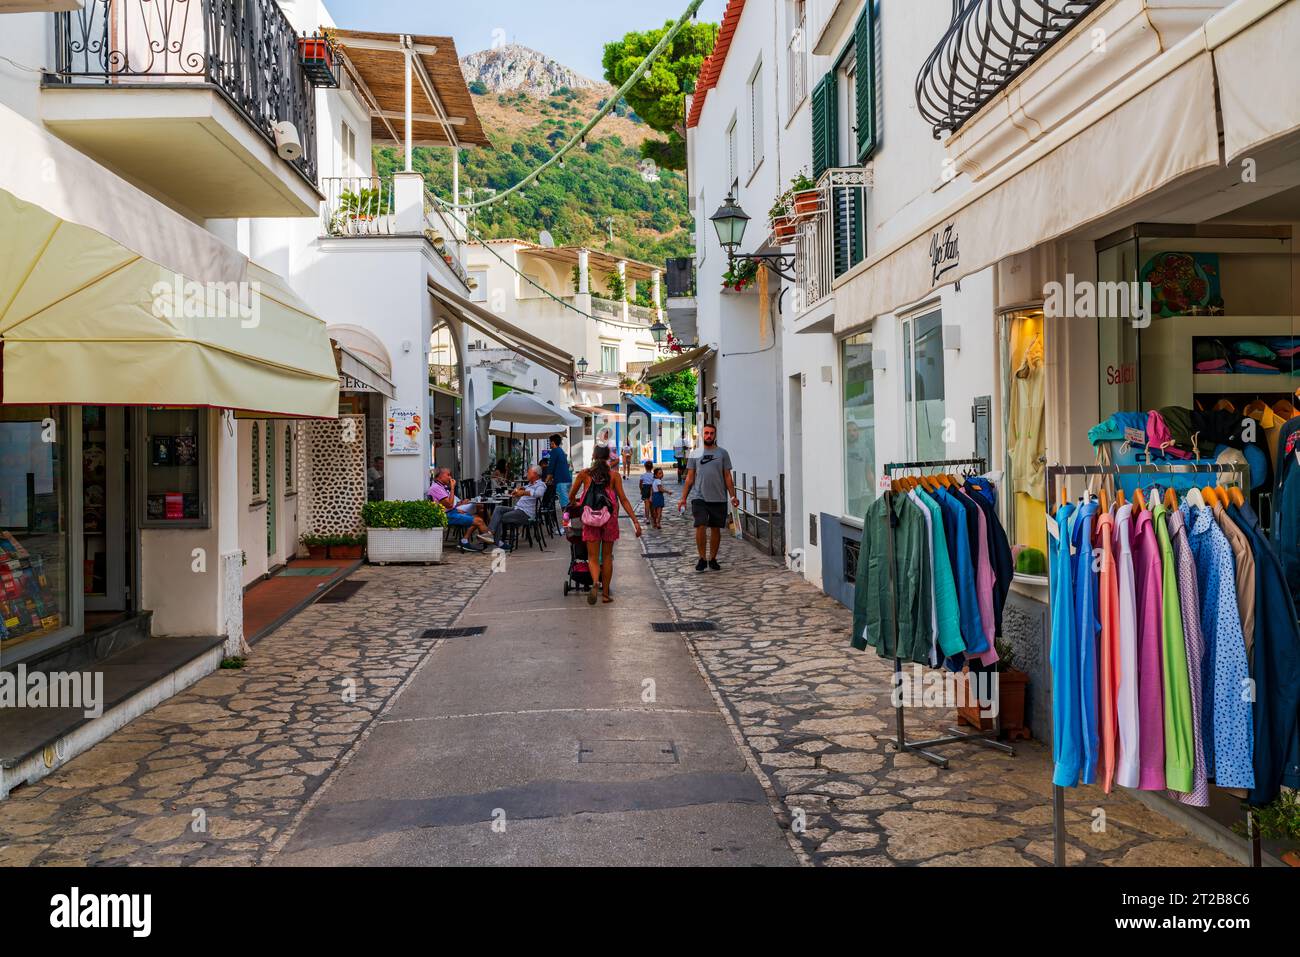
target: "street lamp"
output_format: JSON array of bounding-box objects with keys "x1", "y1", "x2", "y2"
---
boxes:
[
  {"x1": 576, "y1": 356, "x2": 589, "y2": 374},
  {"x1": 649, "y1": 320, "x2": 669, "y2": 346},
  {"x1": 709, "y1": 191, "x2": 797, "y2": 281}
]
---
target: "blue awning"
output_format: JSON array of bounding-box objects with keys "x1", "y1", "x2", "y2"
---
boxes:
[{"x1": 624, "y1": 394, "x2": 677, "y2": 420}]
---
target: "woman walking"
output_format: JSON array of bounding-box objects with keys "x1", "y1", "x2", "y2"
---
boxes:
[{"x1": 569, "y1": 445, "x2": 641, "y2": 604}]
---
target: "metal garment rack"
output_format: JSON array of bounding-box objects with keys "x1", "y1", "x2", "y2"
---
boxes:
[
  {"x1": 879, "y1": 457, "x2": 1015, "y2": 769},
  {"x1": 1043, "y1": 461, "x2": 1260, "y2": 868}
]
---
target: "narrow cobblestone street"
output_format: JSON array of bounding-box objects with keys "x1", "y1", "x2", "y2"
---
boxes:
[{"x1": 0, "y1": 482, "x2": 1240, "y2": 866}]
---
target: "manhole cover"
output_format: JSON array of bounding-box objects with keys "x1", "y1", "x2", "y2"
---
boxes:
[
  {"x1": 420, "y1": 626, "x2": 487, "y2": 639},
  {"x1": 642, "y1": 550, "x2": 684, "y2": 558},
  {"x1": 578, "y1": 740, "x2": 678, "y2": 764},
  {"x1": 317, "y1": 580, "x2": 365, "y2": 603},
  {"x1": 650, "y1": 621, "x2": 716, "y2": 633}
]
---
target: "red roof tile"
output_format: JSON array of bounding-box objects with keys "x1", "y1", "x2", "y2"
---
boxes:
[{"x1": 687, "y1": 0, "x2": 747, "y2": 129}]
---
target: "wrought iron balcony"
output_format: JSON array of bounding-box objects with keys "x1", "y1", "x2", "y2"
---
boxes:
[
  {"x1": 915, "y1": 0, "x2": 1103, "y2": 139},
  {"x1": 793, "y1": 167, "x2": 871, "y2": 314},
  {"x1": 48, "y1": 0, "x2": 317, "y2": 184}
]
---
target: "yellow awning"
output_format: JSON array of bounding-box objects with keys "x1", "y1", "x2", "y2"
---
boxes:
[{"x1": 0, "y1": 105, "x2": 338, "y2": 418}]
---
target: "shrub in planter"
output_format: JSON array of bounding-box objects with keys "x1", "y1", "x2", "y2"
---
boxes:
[
  {"x1": 300, "y1": 534, "x2": 328, "y2": 559},
  {"x1": 327, "y1": 533, "x2": 367, "y2": 560},
  {"x1": 362, "y1": 500, "x2": 448, "y2": 563}
]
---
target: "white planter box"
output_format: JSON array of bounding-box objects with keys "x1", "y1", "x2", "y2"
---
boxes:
[{"x1": 366, "y1": 526, "x2": 445, "y2": 564}]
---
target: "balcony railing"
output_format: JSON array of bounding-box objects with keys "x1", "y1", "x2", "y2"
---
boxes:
[
  {"x1": 915, "y1": 0, "x2": 1103, "y2": 138},
  {"x1": 49, "y1": 0, "x2": 318, "y2": 183},
  {"x1": 423, "y1": 194, "x2": 472, "y2": 288},
  {"x1": 793, "y1": 167, "x2": 871, "y2": 314}
]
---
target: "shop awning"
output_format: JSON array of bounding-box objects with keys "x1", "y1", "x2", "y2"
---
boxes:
[
  {"x1": 1211, "y1": 0, "x2": 1300, "y2": 163},
  {"x1": 624, "y1": 394, "x2": 677, "y2": 420},
  {"x1": 0, "y1": 104, "x2": 339, "y2": 418},
  {"x1": 429, "y1": 282, "x2": 576, "y2": 380},
  {"x1": 643, "y1": 345, "x2": 715, "y2": 380},
  {"x1": 571, "y1": 404, "x2": 625, "y2": 421},
  {"x1": 832, "y1": 42, "x2": 1222, "y2": 333},
  {"x1": 334, "y1": 342, "x2": 397, "y2": 399}
]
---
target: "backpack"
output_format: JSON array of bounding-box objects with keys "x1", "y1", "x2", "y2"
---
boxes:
[{"x1": 582, "y1": 476, "x2": 612, "y2": 527}]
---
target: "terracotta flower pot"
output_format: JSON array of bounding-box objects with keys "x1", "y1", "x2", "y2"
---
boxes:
[
  {"x1": 328, "y1": 543, "x2": 364, "y2": 560},
  {"x1": 771, "y1": 215, "x2": 797, "y2": 243},
  {"x1": 305, "y1": 544, "x2": 327, "y2": 560},
  {"x1": 792, "y1": 189, "x2": 821, "y2": 219},
  {"x1": 956, "y1": 667, "x2": 1030, "y2": 741}
]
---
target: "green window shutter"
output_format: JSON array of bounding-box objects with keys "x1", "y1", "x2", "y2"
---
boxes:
[
  {"x1": 811, "y1": 72, "x2": 838, "y2": 178},
  {"x1": 854, "y1": 5, "x2": 876, "y2": 162}
]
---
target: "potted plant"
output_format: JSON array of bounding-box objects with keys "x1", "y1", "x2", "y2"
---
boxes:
[
  {"x1": 300, "y1": 533, "x2": 328, "y2": 560},
  {"x1": 327, "y1": 532, "x2": 367, "y2": 560},
  {"x1": 721, "y1": 258, "x2": 759, "y2": 293},
  {"x1": 956, "y1": 639, "x2": 1030, "y2": 740},
  {"x1": 297, "y1": 33, "x2": 338, "y2": 87},
  {"x1": 769, "y1": 192, "x2": 796, "y2": 244},
  {"x1": 789, "y1": 170, "x2": 820, "y2": 220},
  {"x1": 363, "y1": 500, "x2": 448, "y2": 564}
]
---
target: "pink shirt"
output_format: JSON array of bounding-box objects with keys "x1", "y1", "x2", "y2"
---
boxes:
[
  {"x1": 428, "y1": 481, "x2": 451, "y2": 503},
  {"x1": 960, "y1": 488, "x2": 999, "y2": 668},
  {"x1": 1131, "y1": 508, "x2": 1166, "y2": 790},
  {"x1": 1113, "y1": 504, "x2": 1141, "y2": 788}
]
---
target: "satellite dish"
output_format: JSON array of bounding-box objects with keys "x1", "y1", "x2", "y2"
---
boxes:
[{"x1": 539, "y1": 230, "x2": 555, "y2": 248}]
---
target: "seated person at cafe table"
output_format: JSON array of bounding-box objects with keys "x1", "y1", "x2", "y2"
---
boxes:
[
  {"x1": 489, "y1": 467, "x2": 548, "y2": 549},
  {"x1": 428, "y1": 467, "x2": 494, "y2": 551}
]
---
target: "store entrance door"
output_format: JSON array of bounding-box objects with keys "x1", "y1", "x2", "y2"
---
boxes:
[{"x1": 82, "y1": 407, "x2": 130, "y2": 613}]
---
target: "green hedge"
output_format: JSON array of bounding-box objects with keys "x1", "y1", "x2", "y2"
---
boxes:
[{"x1": 362, "y1": 500, "x2": 448, "y2": 529}]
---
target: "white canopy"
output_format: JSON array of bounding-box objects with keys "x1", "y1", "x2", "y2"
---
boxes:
[{"x1": 475, "y1": 391, "x2": 582, "y2": 429}]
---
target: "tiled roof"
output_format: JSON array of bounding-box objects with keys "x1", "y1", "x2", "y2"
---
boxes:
[{"x1": 686, "y1": 0, "x2": 747, "y2": 129}]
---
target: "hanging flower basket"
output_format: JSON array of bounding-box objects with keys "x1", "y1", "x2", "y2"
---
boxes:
[
  {"x1": 771, "y1": 215, "x2": 797, "y2": 244},
  {"x1": 792, "y1": 188, "x2": 822, "y2": 220}
]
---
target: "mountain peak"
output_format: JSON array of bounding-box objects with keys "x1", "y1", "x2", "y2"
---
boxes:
[{"x1": 461, "y1": 44, "x2": 603, "y2": 97}]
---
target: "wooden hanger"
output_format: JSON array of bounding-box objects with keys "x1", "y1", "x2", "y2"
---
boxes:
[
  {"x1": 1164, "y1": 487, "x2": 1178, "y2": 511},
  {"x1": 1099, "y1": 487, "x2": 1108, "y2": 512},
  {"x1": 1201, "y1": 485, "x2": 1220, "y2": 508},
  {"x1": 1133, "y1": 488, "x2": 1146, "y2": 511},
  {"x1": 1116, "y1": 488, "x2": 1126, "y2": 506},
  {"x1": 1186, "y1": 486, "x2": 1205, "y2": 508},
  {"x1": 1227, "y1": 485, "x2": 1246, "y2": 507},
  {"x1": 1058, "y1": 483, "x2": 1069, "y2": 509}
]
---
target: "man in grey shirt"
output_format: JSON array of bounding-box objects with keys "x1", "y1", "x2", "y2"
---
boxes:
[{"x1": 677, "y1": 423, "x2": 738, "y2": 572}]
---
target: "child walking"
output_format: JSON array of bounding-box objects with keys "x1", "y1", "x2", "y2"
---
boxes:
[{"x1": 650, "y1": 467, "x2": 666, "y2": 529}]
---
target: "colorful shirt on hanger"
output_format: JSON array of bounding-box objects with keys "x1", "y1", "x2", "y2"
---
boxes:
[
  {"x1": 934, "y1": 487, "x2": 987, "y2": 657},
  {"x1": 1166, "y1": 507, "x2": 1210, "y2": 807},
  {"x1": 907, "y1": 492, "x2": 940, "y2": 666},
  {"x1": 1072, "y1": 499, "x2": 1101, "y2": 786},
  {"x1": 1094, "y1": 505, "x2": 1120, "y2": 792},
  {"x1": 914, "y1": 488, "x2": 964, "y2": 659},
  {"x1": 1113, "y1": 504, "x2": 1142, "y2": 789},
  {"x1": 1229, "y1": 500, "x2": 1300, "y2": 806},
  {"x1": 1184, "y1": 504, "x2": 1255, "y2": 791},
  {"x1": 1050, "y1": 501, "x2": 1083, "y2": 787},
  {"x1": 962, "y1": 487, "x2": 998, "y2": 667},
  {"x1": 1150, "y1": 500, "x2": 1195, "y2": 794},
  {"x1": 1131, "y1": 506, "x2": 1166, "y2": 790},
  {"x1": 852, "y1": 492, "x2": 932, "y2": 664},
  {"x1": 1213, "y1": 503, "x2": 1256, "y2": 667}
]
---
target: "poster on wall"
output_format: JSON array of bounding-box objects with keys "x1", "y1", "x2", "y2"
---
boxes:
[{"x1": 387, "y1": 408, "x2": 422, "y2": 455}]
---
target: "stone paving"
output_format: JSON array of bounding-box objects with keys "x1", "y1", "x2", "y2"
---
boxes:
[
  {"x1": 0, "y1": 559, "x2": 489, "y2": 867},
  {"x1": 639, "y1": 496, "x2": 1239, "y2": 867}
]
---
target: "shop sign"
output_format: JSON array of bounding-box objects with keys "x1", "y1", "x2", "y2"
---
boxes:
[
  {"x1": 928, "y1": 221, "x2": 959, "y2": 286},
  {"x1": 387, "y1": 407, "x2": 422, "y2": 455},
  {"x1": 340, "y1": 374, "x2": 378, "y2": 393}
]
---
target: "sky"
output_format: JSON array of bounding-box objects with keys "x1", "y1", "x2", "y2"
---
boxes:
[{"x1": 325, "y1": 0, "x2": 729, "y2": 80}]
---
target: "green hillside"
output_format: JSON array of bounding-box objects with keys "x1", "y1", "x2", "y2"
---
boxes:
[{"x1": 373, "y1": 91, "x2": 694, "y2": 268}]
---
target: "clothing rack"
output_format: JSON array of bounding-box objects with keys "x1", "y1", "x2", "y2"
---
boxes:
[
  {"x1": 1044, "y1": 461, "x2": 1259, "y2": 868},
  {"x1": 880, "y1": 457, "x2": 1016, "y2": 769}
]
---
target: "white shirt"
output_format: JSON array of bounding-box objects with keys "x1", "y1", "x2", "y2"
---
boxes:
[
  {"x1": 1113, "y1": 503, "x2": 1141, "y2": 789},
  {"x1": 514, "y1": 479, "x2": 548, "y2": 519}
]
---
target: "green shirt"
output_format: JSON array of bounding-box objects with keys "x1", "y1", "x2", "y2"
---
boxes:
[
  {"x1": 1151, "y1": 501, "x2": 1195, "y2": 793},
  {"x1": 852, "y1": 492, "x2": 932, "y2": 663}
]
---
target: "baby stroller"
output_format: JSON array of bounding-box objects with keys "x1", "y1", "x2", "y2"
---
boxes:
[{"x1": 562, "y1": 505, "x2": 594, "y2": 596}]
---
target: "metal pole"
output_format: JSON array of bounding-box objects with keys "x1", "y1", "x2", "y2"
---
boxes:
[
  {"x1": 403, "y1": 39, "x2": 413, "y2": 172},
  {"x1": 767, "y1": 478, "x2": 775, "y2": 555}
]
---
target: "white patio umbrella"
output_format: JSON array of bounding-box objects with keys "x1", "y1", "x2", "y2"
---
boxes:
[{"x1": 474, "y1": 392, "x2": 582, "y2": 477}]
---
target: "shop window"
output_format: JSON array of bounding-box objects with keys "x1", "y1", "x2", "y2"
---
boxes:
[
  {"x1": 1000, "y1": 307, "x2": 1048, "y2": 570},
  {"x1": 251, "y1": 422, "x2": 261, "y2": 499},
  {"x1": 748, "y1": 61, "x2": 764, "y2": 176},
  {"x1": 842, "y1": 332, "x2": 876, "y2": 519},
  {"x1": 0, "y1": 406, "x2": 69, "y2": 654},
  {"x1": 284, "y1": 425, "x2": 296, "y2": 493},
  {"x1": 903, "y1": 309, "x2": 946, "y2": 460},
  {"x1": 139, "y1": 408, "x2": 208, "y2": 527}
]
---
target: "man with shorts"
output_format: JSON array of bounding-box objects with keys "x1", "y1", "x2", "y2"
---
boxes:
[
  {"x1": 428, "y1": 468, "x2": 492, "y2": 551},
  {"x1": 677, "y1": 424, "x2": 738, "y2": 572}
]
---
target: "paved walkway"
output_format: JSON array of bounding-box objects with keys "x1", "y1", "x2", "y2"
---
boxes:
[
  {"x1": 272, "y1": 516, "x2": 796, "y2": 866},
  {"x1": 639, "y1": 484, "x2": 1238, "y2": 866},
  {"x1": 0, "y1": 561, "x2": 489, "y2": 866},
  {"x1": 0, "y1": 486, "x2": 1240, "y2": 867}
]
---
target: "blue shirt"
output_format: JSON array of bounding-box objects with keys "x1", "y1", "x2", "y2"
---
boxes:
[
  {"x1": 1072, "y1": 499, "x2": 1101, "y2": 786},
  {"x1": 1051, "y1": 501, "x2": 1082, "y2": 787},
  {"x1": 934, "y1": 487, "x2": 987, "y2": 657},
  {"x1": 1184, "y1": 503, "x2": 1255, "y2": 790},
  {"x1": 547, "y1": 446, "x2": 572, "y2": 483}
]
